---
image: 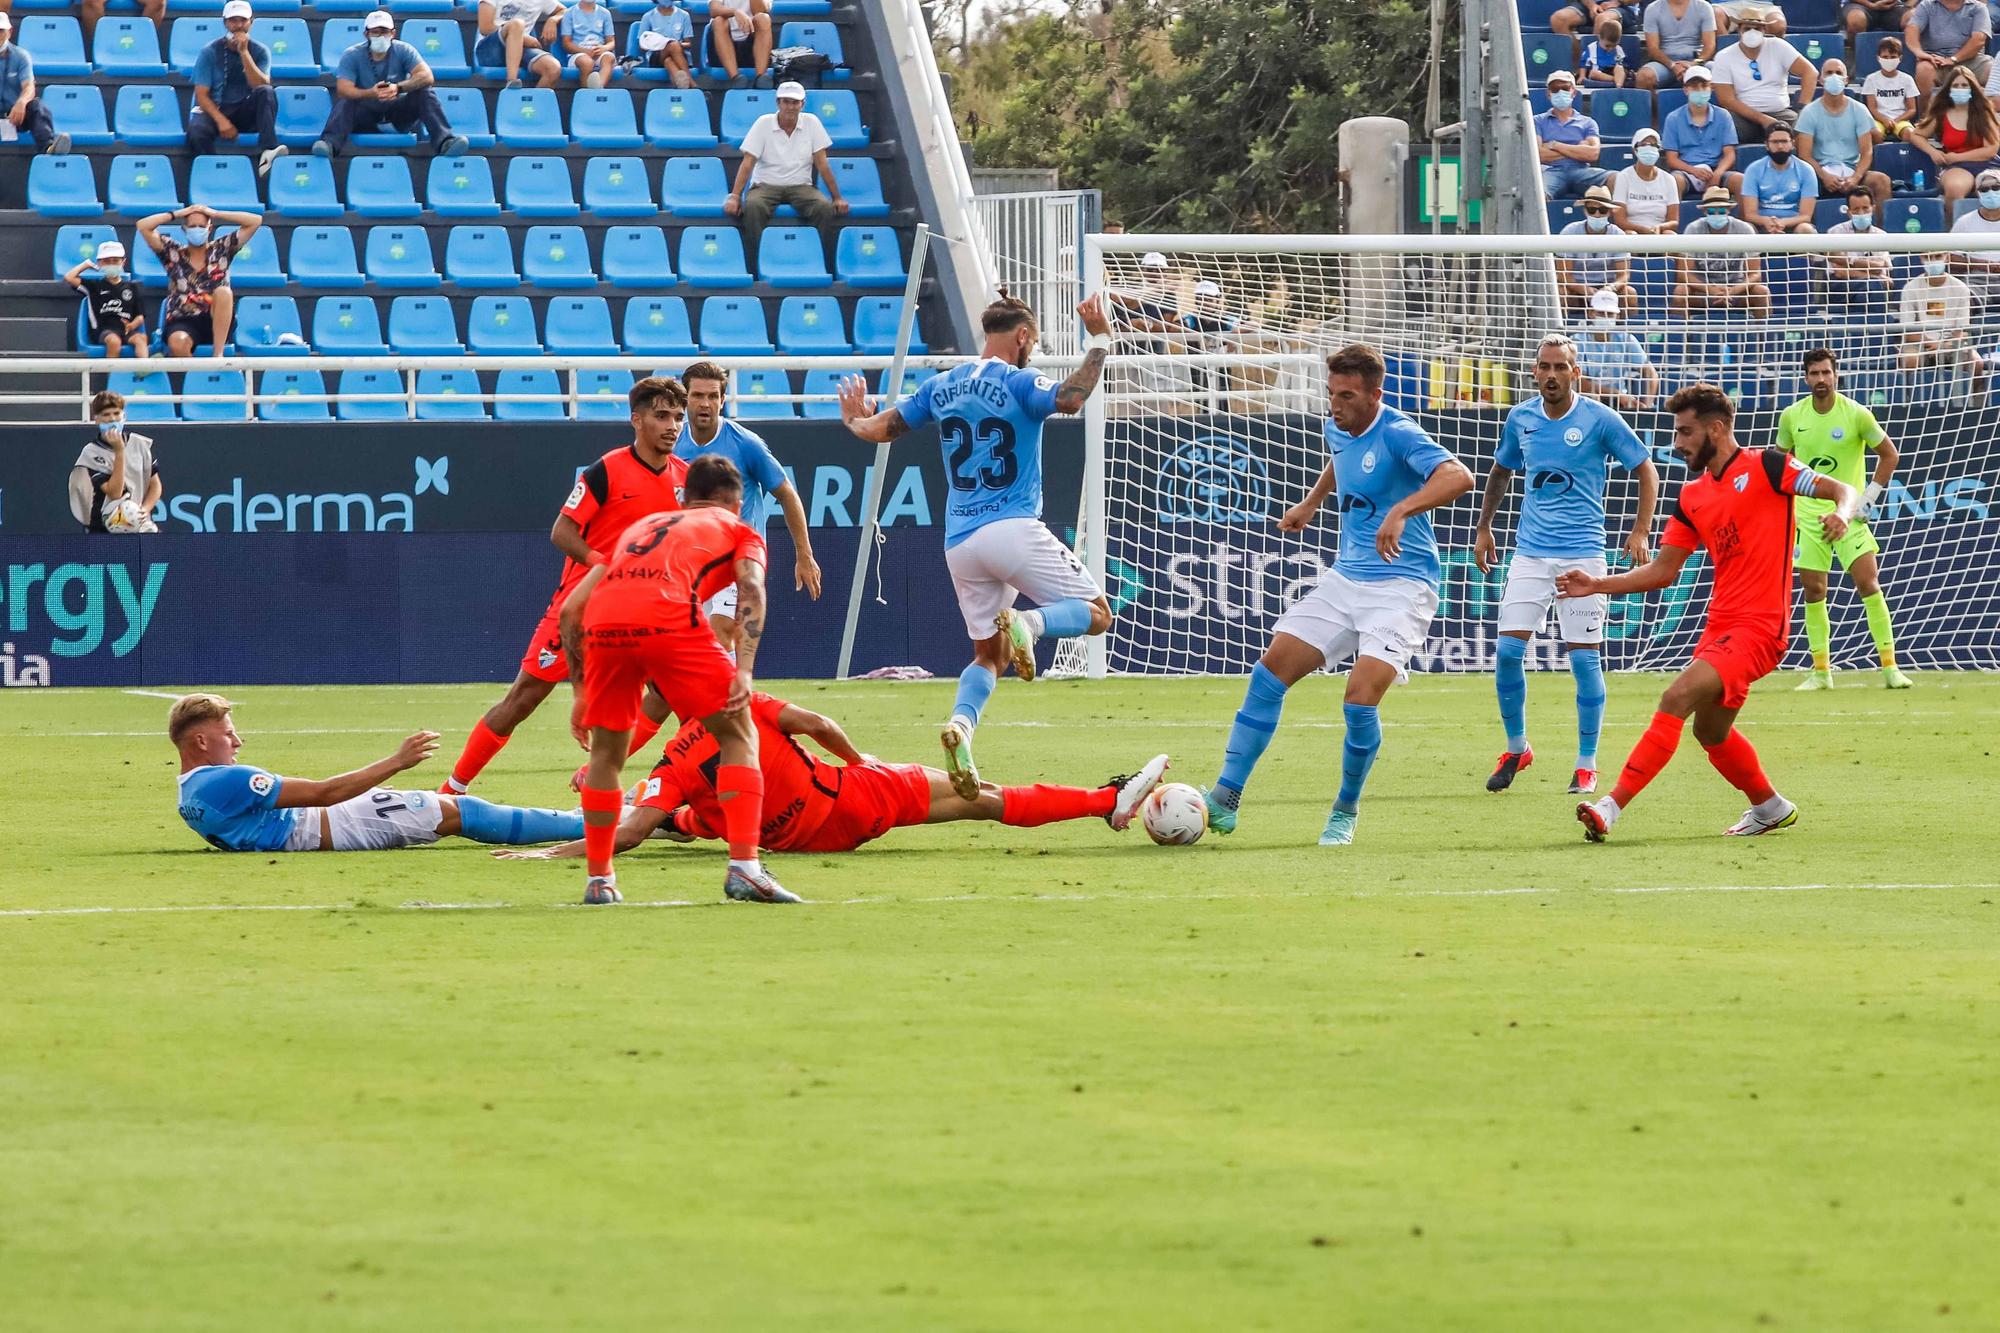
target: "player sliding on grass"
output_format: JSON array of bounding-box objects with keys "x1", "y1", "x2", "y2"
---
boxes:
[
  {"x1": 1200, "y1": 343, "x2": 1475, "y2": 846},
  {"x1": 1561, "y1": 384, "x2": 1859, "y2": 842},
  {"x1": 1474, "y1": 332, "x2": 1659, "y2": 796},
  {"x1": 837, "y1": 290, "x2": 1115, "y2": 800},
  {"x1": 169, "y1": 694, "x2": 583, "y2": 852},
  {"x1": 495, "y1": 692, "x2": 1171, "y2": 861}
]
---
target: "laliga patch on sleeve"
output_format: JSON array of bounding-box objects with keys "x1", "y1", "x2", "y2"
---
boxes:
[
  {"x1": 1035, "y1": 376, "x2": 1056, "y2": 394},
  {"x1": 249, "y1": 772, "x2": 276, "y2": 797},
  {"x1": 564, "y1": 479, "x2": 587, "y2": 510}
]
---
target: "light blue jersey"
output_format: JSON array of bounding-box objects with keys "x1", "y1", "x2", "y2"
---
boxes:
[
  {"x1": 675, "y1": 417, "x2": 789, "y2": 535},
  {"x1": 1495, "y1": 394, "x2": 1649, "y2": 559},
  {"x1": 896, "y1": 357, "x2": 1061, "y2": 549},
  {"x1": 176, "y1": 765, "x2": 302, "y2": 852},
  {"x1": 1325, "y1": 404, "x2": 1457, "y2": 588}
]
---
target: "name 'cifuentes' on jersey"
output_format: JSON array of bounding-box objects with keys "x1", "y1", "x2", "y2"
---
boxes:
[
  {"x1": 1496, "y1": 395, "x2": 1651, "y2": 559},
  {"x1": 896, "y1": 358, "x2": 1062, "y2": 549},
  {"x1": 1323, "y1": 404, "x2": 1458, "y2": 589}
]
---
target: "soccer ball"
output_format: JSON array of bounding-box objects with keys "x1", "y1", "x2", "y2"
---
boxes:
[
  {"x1": 104, "y1": 498, "x2": 151, "y2": 533},
  {"x1": 1140, "y1": 782, "x2": 1207, "y2": 846}
]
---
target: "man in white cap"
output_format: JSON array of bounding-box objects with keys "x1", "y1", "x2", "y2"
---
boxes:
[
  {"x1": 1578, "y1": 287, "x2": 1660, "y2": 411},
  {"x1": 1660, "y1": 65, "x2": 1742, "y2": 194},
  {"x1": 190, "y1": 1, "x2": 285, "y2": 175},
  {"x1": 64, "y1": 239, "x2": 149, "y2": 359},
  {"x1": 0, "y1": 13, "x2": 70, "y2": 155},
  {"x1": 1110, "y1": 251, "x2": 1178, "y2": 348},
  {"x1": 475, "y1": 0, "x2": 564, "y2": 89},
  {"x1": 1610, "y1": 127, "x2": 1684, "y2": 234},
  {"x1": 725, "y1": 81, "x2": 848, "y2": 262},
  {"x1": 705, "y1": 0, "x2": 772, "y2": 81},
  {"x1": 1536, "y1": 70, "x2": 1610, "y2": 198},
  {"x1": 316, "y1": 11, "x2": 466, "y2": 159},
  {"x1": 627, "y1": 0, "x2": 695, "y2": 88}
]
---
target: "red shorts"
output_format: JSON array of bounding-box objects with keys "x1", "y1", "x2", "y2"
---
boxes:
[
  {"x1": 518, "y1": 603, "x2": 567, "y2": 683},
  {"x1": 790, "y1": 762, "x2": 932, "y2": 852},
  {"x1": 578, "y1": 623, "x2": 734, "y2": 732},
  {"x1": 1691, "y1": 624, "x2": 1783, "y2": 709}
]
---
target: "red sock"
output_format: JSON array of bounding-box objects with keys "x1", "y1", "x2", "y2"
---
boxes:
[
  {"x1": 716, "y1": 764, "x2": 764, "y2": 861},
  {"x1": 580, "y1": 785, "x2": 623, "y2": 878},
  {"x1": 626, "y1": 715, "x2": 663, "y2": 759},
  {"x1": 1701, "y1": 728, "x2": 1776, "y2": 805},
  {"x1": 448, "y1": 718, "x2": 509, "y2": 789},
  {"x1": 1610, "y1": 711, "x2": 1685, "y2": 808},
  {"x1": 1000, "y1": 784, "x2": 1116, "y2": 827}
]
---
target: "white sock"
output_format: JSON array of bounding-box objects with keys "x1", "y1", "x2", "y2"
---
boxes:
[
  {"x1": 443, "y1": 776, "x2": 468, "y2": 794},
  {"x1": 1753, "y1": 793, "x2": 1791, "y2": 820},
  {"x1": 729, "y1": 857, "x2": 761, "y2": 878},
  {"x1": 1022, "y1": 608, "x2": 1046, "y2": 639},
  {"x1": 1593, "y1": 795, "x2": 1621, "y2": 825},
  {"x1": 1577, "y1": 754, "x2": 1596, "y2": 771}
]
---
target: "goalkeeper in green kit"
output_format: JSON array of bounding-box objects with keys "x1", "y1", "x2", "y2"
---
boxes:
[{"x1": 1777, "y1": 348, "x2": 1913, "y2": 690}]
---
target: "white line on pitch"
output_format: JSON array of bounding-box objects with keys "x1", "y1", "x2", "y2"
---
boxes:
[{"x1": 121, "y1": 689, "x2": 185, "y2": 700}]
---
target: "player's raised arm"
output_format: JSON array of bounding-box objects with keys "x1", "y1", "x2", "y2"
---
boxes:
[
  {"x1": 1051, "y1": 295, "x2": 1114, "y2": 415},
  {"x1": 837, "y1": 376, "x2": 909, "y2": 443},
  {"x1": 1473, "y1": 461, "x2": 1517, "y2": 573},
  {"x1": 273, "y1": 732, "x2": 441, "y2": 807},
  {"x1": 775, "y1": 701, "x2": 865, "y2": 765},
  {"x1": 1559, "y1": 542, "x2": 1692, "y2": 598},
  {"x1": 1375, "y1": 456, "x2": 1476, "y2": 561}
]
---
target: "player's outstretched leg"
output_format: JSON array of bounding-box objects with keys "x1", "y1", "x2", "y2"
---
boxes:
[
  {"x1": 1202, "y1": 661, "x2": 1293, "y2": 835},
  {"x1": 1701, "y1": 725, "x2": 1797, "y2": 835},
  {"x1": 996, "y1": 597, "x2": 1099, "y2": 685},
  {"x1": 1568, "y1": 647, "x2": 1605, "y2": 794},
  {"x1": 990, "y1": 753, "x2": 1167, "y2": 832},
  {"x1": 1488, "y1": 633, "x2": 1533, "y2": 791},
  {"x1": 446, "y1": 796, "x2": 587, "y2": 845},
  {"x1": 1577, "y1": 710, "x2": 1684, "y2": 842}
]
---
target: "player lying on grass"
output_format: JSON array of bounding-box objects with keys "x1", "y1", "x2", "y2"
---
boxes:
[
  {"x1": 495, "y1": 692, "x2": 1171, "y2": 863},
  {"x1": 169, "y1": 694, "x2": 583, "y2": 853}
]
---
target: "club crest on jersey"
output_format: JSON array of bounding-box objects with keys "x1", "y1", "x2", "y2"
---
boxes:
[
  {"x1": 1361, "y1": 449, "x2": 1378, "y2": 473},
  {"x1": 538, "y1": 647, "x2": 560, "y2": 668},
  {"x1": 1733, "y1": 473, "x2": 1749, "y2": 492},
  {"x1": 1831, "y1": 428, "x2": 1845, "y2": 440},
  {"x1": 1564, "y1": 427, "x2": 1584, "y2": 447},
  {"x1": 249, "y1": 772, "x2": 275, "y2": 797}
]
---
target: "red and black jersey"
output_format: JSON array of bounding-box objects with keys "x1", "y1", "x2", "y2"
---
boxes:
[
  {"x1": 1661, "y1": 447, "x2": 1822, "y2": 642},
  {"x1": 544, "y1": 445, "x2": 689, "y2": 611}
]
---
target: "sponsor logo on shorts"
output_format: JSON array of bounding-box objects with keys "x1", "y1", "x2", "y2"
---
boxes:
[{"x1": 249, "y1": 773, "x2": 275, "y2": 797}]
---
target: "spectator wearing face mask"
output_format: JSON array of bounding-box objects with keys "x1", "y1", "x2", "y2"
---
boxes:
[
  {"x1": 70, "y1": 391, "x2": 162, "y2": 535},
  {"x1": 1611, "y1": 128, "x2": 1684, "y2": 233},
  {"x1": 189, "y1": 1, "x2": 284, "y2": 176},
  {"x1": 1673, "y1": 184, "x2": 1771, "y2": 316},
  {"x1": 1863, "y1": 36, "x2": 1921, "y2": 136},
  {"x1": 1740, "y1": 124, "x2": 1820, "y2": 232},
  {"x1": 65, "y1": 240, "x2": 149, "y2": 359},
  {"x1": 1899, "y1": 253, "x2": 1982, "y2": 385},
  {"x1": 1662, "y1": 67, "x2": 1743, "y2": 194},
  {"x1": 1557, "y1": 185, "x2": 1636, "y2": 313},
  {"x1": 136, "y1": 203, "x2": 262, "y2": 358},
  {"x1": 1638, "y1": 0, "x2": 1717, "y2": 90},
  {"x1": 1797, "y1": 59, "x2": 1893, "y2": 206},
  {"x1": 1822, "y1": 188, "x2": 1895, "y2": 310},
  {"x1": 1578, "y1": 287, "x2": 1659, "y2": 411},
  {"x1": 316, "y1": 12, "x2": 466, "y2": 159},
  {"x1": 1904, "y1": 0, "x2": 1991, "y2": 97},
  {"x1": 1537, "y1": 70, "x2": 1610, "y2": 198},
  {"x1": 1709, "y1": 7, "x2": 1817, "y2": 142},
  {"x1": 1900, "y1": 66, "x2": 2000, "y2": 214},
  {"x1": 0, "y1": 13, "x2": 71, "y2": 155},
  {"x1": 1948, "y1": 167, "x2": 2000, "y2": 302}
]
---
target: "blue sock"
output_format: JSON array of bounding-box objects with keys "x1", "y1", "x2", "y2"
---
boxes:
[
  {"x1": 1496, "y1": 634, "x2": 1529, "y2": 753},
  {"x1": 1035, "y1": 598, "x2": 1094, "y2": 639},
  {"x1": 1570, "y1": 648, "x2": 1606, "y2": 768},
  {"x1": 952, "y1": 663, "x2": 996, "y2": 731},
  {"x1": 1335, "y1": 703, "x2": 1381, "y2": 814},
  {"x1": 453, "y1": 796, "x2": 585, "y2": 845},
  {"x1": 1213, "y1": 663, "x2": 1288, "y2": 802}
]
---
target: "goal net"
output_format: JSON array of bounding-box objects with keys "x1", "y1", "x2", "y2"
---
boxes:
[{"x1": 1059, "y1": 231, "x2": 2000, "y2": 677}]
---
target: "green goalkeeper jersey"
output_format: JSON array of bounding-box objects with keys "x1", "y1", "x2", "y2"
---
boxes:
[{"x1": 1777, "y1": 393, "x2": 1884, "y2": 514}]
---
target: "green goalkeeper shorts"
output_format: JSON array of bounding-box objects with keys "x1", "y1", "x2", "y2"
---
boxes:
[{"x1": 1794, "y1": 514, "x2": 1880, "y2": 573}]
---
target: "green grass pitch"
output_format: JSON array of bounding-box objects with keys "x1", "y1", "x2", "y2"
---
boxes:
[{"x1": 4, "y1": 673, "x2": 1998, "y2": 1330}]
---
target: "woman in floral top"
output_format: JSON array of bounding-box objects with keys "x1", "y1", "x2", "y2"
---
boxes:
[{"x1": 136, "y1": 204, "x2": 264, "y2": 357}]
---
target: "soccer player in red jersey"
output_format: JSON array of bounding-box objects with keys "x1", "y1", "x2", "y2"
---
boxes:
[
  {"x1": 1556, "y1": 384, "x2": 1859, "y2": 841},
  {"x1": 439, "y1": 376, "x2": 691, "y2": 795},
  {"x1": 562, "y1": 453, "x2": 792, "y2": 905}
]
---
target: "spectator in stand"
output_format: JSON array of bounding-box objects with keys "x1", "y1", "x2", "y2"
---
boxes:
[
  {"x1": 1712, "y1": 0, "x2": 1787, "y2": 33},
  {"x1": 559, "y1": 0, "x2": 619, "y2": 89},
  {"x1": 1862, "y1": 36, "x2": 1921, "y2": 136},
  {"x1": 1709, "y1": 7, "x2": 1816, "y2": 142},
  {"x1": 65, "y1": 240, "x2": 149, "y2": 359},
  {"x1": 1822, "y1": 187, "x2": 1896, "y2": 308},
  {"x1": 137, "y1": 204, "x2": 262, "y2": 358},
  {"x1": 1662, "y1": 66, "x2": 1742, "y2": 194},
  {"x1": 69, "y1": 392, "x2": 161, "y2": 535},
  {"x1": 316, "y1": 12, "x2": 467, "y2": 160},
  {"x1": 477, "y1": 0, "x2": 565, "y2": 90},
  {"x1": 79, "y1": 0, "x2": 166, "y2": 49},
  {"x1": 1578, "y1": 287, "x2": 1660, "y2": 411},
  {"x1": 706, "y1": 0, "x2": 772, "y2": 81},
  {"x1": 1742, "y1": 125, "x2": 1820, "y2": 232},
  {"x1": 189, "y1": 1, "x2": 284, "y2": 176},
  {"x1": 1638, "y1": 0, "x2": 1717, "y2": 90},
  {"x1": 1612, "y1": 127, "x2": 1685, "y2": 233},
  {"x1": 1948, "y1": 167, "x2": 2000, "y2": 301},
  {"x1": 1582, "y1": 16, "x2": 1629, "y2": 87},
  {"x1": 1904, "y1": 0, "x2": 1991, "y2": 96},
  {"x1": 629, "y1": 0, "x2": 695, "y2": 89},
  {"x1": 1848, "y1": 0, "x2": 1909, "y2": 36},
  {"x1": 724, "y1": 81, "x2": 848, "y2": 262},
  {"x1": 0, "y1": 14, "x2": 69, "y2": 155},
  {"x1": 1797, "y1": 65, "x2": 1893, "y2": 207},
  {"x1": 1673, "y1": 184, "x2": 1772, "y2": 315},
  {"x1": 1180, "y1": 280, "x2": 1255, "y2": 344},
  {"x1": 1112, "y1": 250, "x2": 1179, "y2": 347},
  {"x1": 1537, "y1": 70, "x2": 1609, "y2": 198},
  {"x1": 1552, "y1": 0, "x2": 1640, "y2": 38},
  {"x1": 1558, "y1": 184, "x2": 1635, "y2": 312},
  {"x1": 1899, "y1": 252, "x2": 1983, "y2": 383},
  {"x1": 1901, "y1": 65, "x2": 2000, "y2": 212}
]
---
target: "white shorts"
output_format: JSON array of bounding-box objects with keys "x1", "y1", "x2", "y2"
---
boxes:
[
  {"x1": 943, "y1": 516, "x2": 1102, "y2": 640},
  {"x1": 323, "y1": 788, "x2": 446, "y2": 852},
  {"x1": 703, "y1": 583, "x2": 737, "y2": 620},
  {"x1": 1272, "y1": 568, "x2": 1438, "y2": 680},
  {"x1": 1499, "y1": 554, "x2": 1608, "y2": 643}
]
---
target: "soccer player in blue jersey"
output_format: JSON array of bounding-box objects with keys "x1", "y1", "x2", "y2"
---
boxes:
[
  {"x1": 1473, "y1": 333, "x2": 1659, "y2": 795},
  {"x1": 1199, "y1": 343, "x2": 1475, "y2": 845},
  {"x1": 837, "y1": 291, "x2": 1115, "y2": 796},
  {"x1": 170, "y1": 694, "x2": 583, "y2": 853}
]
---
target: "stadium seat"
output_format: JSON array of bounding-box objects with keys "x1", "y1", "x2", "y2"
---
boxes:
[
  {"x1": 799, "y1": 368, "x2": 845, "y2": 420},
  {"x1": 1654, "y1": 90, "x2": 1688, "y2": 124},
  {"x1": 828, "y1": 158, "x2": 889, "y2": 218},
  {"x1": 545, "y1": 297, "x2": 620, "y2": 355},
  {"x1": 660, "y1": 156, "x2": 730, "y2": 217},
  {"x1": 426, "y1": 155, "x2": 500, "y2": 217},
  {"x1": 758, "y1": 227, "x2": 831, "y2": 288},
  {"x1": 644, "y1": 89, "x2": 718, "y2": 148},
  {"x1": 732, "y1": 369, "x2": 796, "y2": 419},
  {"x1": 1855, "y1": 31, "x2": 1894, "y2": 75},
  {"x1": 44, "y1": 87, "x2": 114, "y2": 147},
  {"x1": 769, "y1": 0, "x2": 835, "y2": 12},
  {"x1": 1516, "y1": 0, "x2": 1566, "y2": 27},
  {"x1": 95, "y1": 19, "x2": 169, "y2": 78},
  {"x1": 235, "y1": 295, "x2": 309, "y2": 353},
  {"x1": 416, "y1": 369, "x2": 487, "y2": 422},
  {"x1": 107, "y1": 370, "x2": 177, "y2": 422},
  {"x1": 346, "y1": 156, "x2": 422, "y2": 219},
  {"x1": 438, "y1": 87, "x2": 496, "y2": 149},
  {"x1": 835, "y1": 227, "x2": 904, "y2": 288},
  {"x1": 167, "y1": 19, "x2": 221, "y2": 78},
  {"x1": 252, "y1": 18, "x2": 317, "y2": 77},
  {"x1": 583, "y1": 157, "x2": 656, "y2": 217},
  {"x1": 677, "y1": 226, "x2": 752, "y2": 288},
  {"x1": 276, "y1": 85, "x2": 333, "y2": 147},
  {"x1": 495, "y1": 88, "x2": 568, "y2": 148},
  {"x1": 495, "y1": 368, "x2": 564, "y2": 420},
  {"x1": 602, "y1": 225, "x2": 675, "y2": 287},
  {"x1": 1597, "y1": 145, "x2": 1633, "y2": 175},
  {"x1": 336, "y1": 369, "x2": 406, "y2": 422},
  {"x1": 182, "y1": 369, "x2": 251, "y2": 422},
  {"x1": 1788, "y1": 31, "x2": 1840, "y2": 67},
  {"x1": 312, "y1": 296, "x2": 389, "y2": 354},
  {"x1": 388, "y1": 296, "x2": 464, "y2": 354},
  {"x1": 521, "y1": 225, "x2": 597, "y2": 288},
  {"x1": 1786, "y1": 0, "x2": 1840, "y2": 27},
  {"x1": 1519, "y1": 32, "x2": 1572, "y2": 80},
  {"x1": 28, "y1": 156, "x2": 103, "y2": 218},
  {"x1": 315, "y1": 0, "x2": 385, "y2": 13},
  {"x1": 114, "y1": 86, "x2": 186, "y2": 147},
  {"x1": 775, "y1": 295, "x2": 850, "y2": 353},
  {"x1": 851, "y1": 296, "x2": 925, "y2": 354},
  {"x1": 1873, "y1": 143, "x2": 1922, "y2": 194},
  {"x1": 258, "y1": 368, "x2": 331, "y2": 421},
  {"x1": 75, "y1": 303, "x2": 122, "y2": 357},
  {"x1": 621, "y1": 296, "x2": 698, "y2": 357},
  {"x1": 879, "y1": 366, "x2": 932, "y2": 398},
  {"x1": 132, "y1": 227, "x2": 177, "y2": 287},
  {"x1": 444, "y1": 225, "x2": 520, "y2": 287},
  {"x1": 20, "y1": 16, "x2": 90, "y2": 76},
  {"x1": 289, "y1": 225, "x2": 365, "y2": 287},
  {"x1": 574, "y1": 370, "x2": 634, "y2": 421},
  {"x1": 364, "y1": 225, "x2": 441, "y2": 289},
  {"x1": 719, "y1": 89, "x2": 773, "y2": 144},
  {"x1": 1812, "y1": 197, "x2": 1851, "y2": 231},
  {"x1": 504, "y1": 156, "x2": 581, "y2": 217},
  {"x1": 1883, "y1": 198, "x2": 1946, "y2": 233},
  {"x1": 776, "y1": 21, "x2": 845, "y2": 75},
  {"x1": 572, "y1": 90, "x2": 644, "y2": 148},
  {"x1": 269, "y1": 155, "x2": 342, "y2": 218},
  {"x1": 1584, "y1": 89, "x2": 1651, "y2": 143},
  {"x1": 319, "y1": 19, "x2": 366, "y2": 70},
  {"x1": 803, "y1": 90, "x2": 867, "y2": 147},
  {"x1": 468, "y1": 295, "x2": 541, "y2": 353},
  {"x1": 188, "y1": 155, "x2": 261, "y2": 213},
  {"x1": 224, "y1": 227, "x2": 286, "y2": 289},
  {"x1": 402, "y1": 19, "x2": 470, "y2": 79},
  {"x1": 108, "y1": 155, "x2": 181, "y2": 217},
  {"x1": 51, "y1": 224, "x2": 117, "y2": 279},
  {"x1": 697, "y1": 295, "x2": 773, "y2": 354}
]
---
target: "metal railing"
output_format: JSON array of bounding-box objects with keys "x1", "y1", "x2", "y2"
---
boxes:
[{"x1": 972, "y1": 189, "x2": 1102, "y2": 357}]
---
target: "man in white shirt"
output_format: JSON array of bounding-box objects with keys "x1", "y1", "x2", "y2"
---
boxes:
[
  {"x1": 1611, "y1": 127, "x2": 1684, "y2": 233},
  {"x1": 1822, "y1": 186, "x2": 1894, "y2": 299},
  {"x1": 476, "y1": 0, "x2": 564, "y2": 89},
  {"x1": 1898, "y1": 253, "x2": 1983, "y2": 386},
  {"x1": 724, "y1": 80, "x2": 849, "y2": 260},
  {"x1": 1949, "y1": 166, "x2": 2000, "y2": 302},
  {"x1": 1709, "y1": 6, "x2": 1817, "y2": 140}
]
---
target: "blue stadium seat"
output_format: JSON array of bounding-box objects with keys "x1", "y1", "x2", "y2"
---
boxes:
[
  {"x1": 572, "y1": 89, "x2": 644, "y2": 148},
  {"x1": 235, "y1": 295, "x2": 309, "y2": 353},
  {"x1": 388, "y1": 295, "x2": 464, "y2": 354},
  {"x1": 644, "y1": 89, "x2": 718, "y2": 148},
  {"x1": 29, "y1": 156, "x2": 102, "y2": 218},
  {"x1": 168, "y1": 19, "x2": 221, "y2": 78},
  {"x1": 402, "y1": 19, "x2": 470, "y2": 78},
  {"x1": 258, "y1": 369, "x2": 331, "y2": 421},
  {"x1": 45, "y1": 87, "x2": 115, "y2": 146},
  {"x1": 416, "y1": 369, "x2": 487, "y2": 422},
  {"x1": 21, "y1": 16, "x2": 91, "y2": 76},
  {"x1": 468, "y1": 295, "x2": 541, "y2": 353},
  {"x1": 719, "y1": 89, "x2": 773, "y2": 144},
  {"x1": 289, "y1": 225, "x2": 364, "y2": 286},
  {"x1": 828, "y1": 158, "x2": 888, "y2": 218},
  {"x1": 364, "y1": 225, "x2": 441, "y2": 289},
  {"x1": 545, "y1": 297, "x2": 620, "y2": 355},
  {"x1": 504, "y1": 156, "x2": 580, "y2": 217},
  {"x1": 660, "y1": 156, "x2": 729, "y2": 216},
  {"x1": 1812, "y1": 197, "x2": 1851, "y2": 231},
  {"x1": 1873, "y1": 143, "x2": 1921, "y2": 193},
  {"x1": 269, "y1": 155, "x2": 342, "y2": 217},
  {"x1": 677, "y1": 226, "x2": 752, "y2": 288},
  {"x1": 495, "y1": 368, "x2": 564, "y2": 421},
  {"x1": 132, "y1": 227, "x2": 177, "y2": 288},
  {"x1": 438, "y1": 87, "x2": 496, "y2": 149},
  {"x1": 878, "y1": 366, "x2": 933, "y2": 399},
  {"x1": 1786, "y1": 0, "x2": 1840, "y2": 27},
  {"x1": 444, "y1": 225, "x2": 519, "y2": 287},
  {"x1": 769, "y1": 0, "x2": 835, "y2": 12},
  {"x1": 732, "y1": 369, "x2": 796, "y2": 419},
  {"x1": 521, "y1": 225, "x2": 597, "y2": 288},
  {"x1": 1654, "y1": 89, "x2": 1688, "y2": 124},
  {"x1": 182, "y1": 369, "x2": 251, "y2": 422},
  {"x1": 336, "y1": 369, "x2": 406, "y2": 422},
  {"x1": 799, "y1": 368, "x2": 845, "y2": 420},
  {"x1": 426, "y1": 155, "x2": 500, "y2": 217},
  {"x1": 1520, "y1": 32, "x2": 1572, "y2": 81},
  {"x1": 1788, "y1": 31, "x2": 1840, "y2": 67},
  {"x1": 224, "y1": 226, "x2": 285, "y2": 289},
  {"x1": 803, "y1": 89, "x2": 867, "y2": 147},
  {"x1": 93, "y1": 19, "x2": 165, "y2": 78},
  {"x1": 835, "y1": 227, "x2": 904, "y2": 288},
  {"x1": 1882, "y1": 198, "x2": 1946, "y2": 233},
  {"x1": 316, "y1": 0, "x2": 385, "y2": 13},
  {"x1": 276, "y1": 85, "x2": 332, "y2": 147},
  {"x1": 621, "y1": 296, "x2": 698, "y2": 357},
  {"x1": 252, "y1": 18, "x2": 317, "y2": 77},
  {"x1": 1597, "y1": 145, "x2": 1633, "y2": 175},
  {"x1": 1517, "y1": 0, "x2": 1566, "y2": 28},
  {"x1": 602, "y1": 225, "x2": 675, "y2": 287},
  {"x1": 495, "y1": 88, "x2": 568, "y2": 148},
  {"x1": 107, "y1": 370, "x2": 177, "y2": 422},
  {"x1": 1855, "y1": 31, "x2": 1895, "y2": 75},
  {"x1": 1584, "y1": 89, "x2": 1652, "y2": 143},
  {"x1": 51, "y1": 224, "x2": 117, "y2": 278},
  {"x1": 758, "y1": 226, "x2": 831, "y2": 288},
  {"x1": 188, "y1": 155, "x2": 261, "y2": 213},
  {"x1": 346, "y1": 155, "x2": 422, "y2": 218},
  {"x1": 575, "y1": 370, "x2": 634, "y2": 421},
  {"x1": 697, "y1": 295, "x2": 773, "y2": 354},
  {"x1": 75, "y1": 303, "x2": 127, "y2": 357},
  {"x1": 318, "y1": 19, "x2": 365, "y2": 70},
  {"x1": 852, "y1": 296, "x2": 925, "y2": 354},
  {"x1": 776, "y1": 21, "x2": 845, "y2": 75},
  {"x1": 114, "y1": 86, "x2": 186, "y2": 146},
  {"x1": 583, "y1": 157, "x2": 656, "y2": 217},
  {"x1": 312, "y1": 296, "x2": 389, "y2": 354},
  {"x1": 108, "y1": 155, "x2": 181, "y2": 217},
  {"x1": 775, "y1": 295, "x2": 849, "y2": 353}
]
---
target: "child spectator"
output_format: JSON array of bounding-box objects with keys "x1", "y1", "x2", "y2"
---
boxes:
[
  {"x1": 1583, "y1": 16, "x2": 1629, "y2": 86},
  {"x1": 1862, "y1": 35, "x2": 1920, "y2": 136}
]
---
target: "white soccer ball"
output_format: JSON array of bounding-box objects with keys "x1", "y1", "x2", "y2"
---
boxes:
[
  {"x1": 104, "y1": 498, "x2": 149, "y2": 532},
  {"x1": 1140, "y1": 781, "x2": 1207, "y2": 846}
]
